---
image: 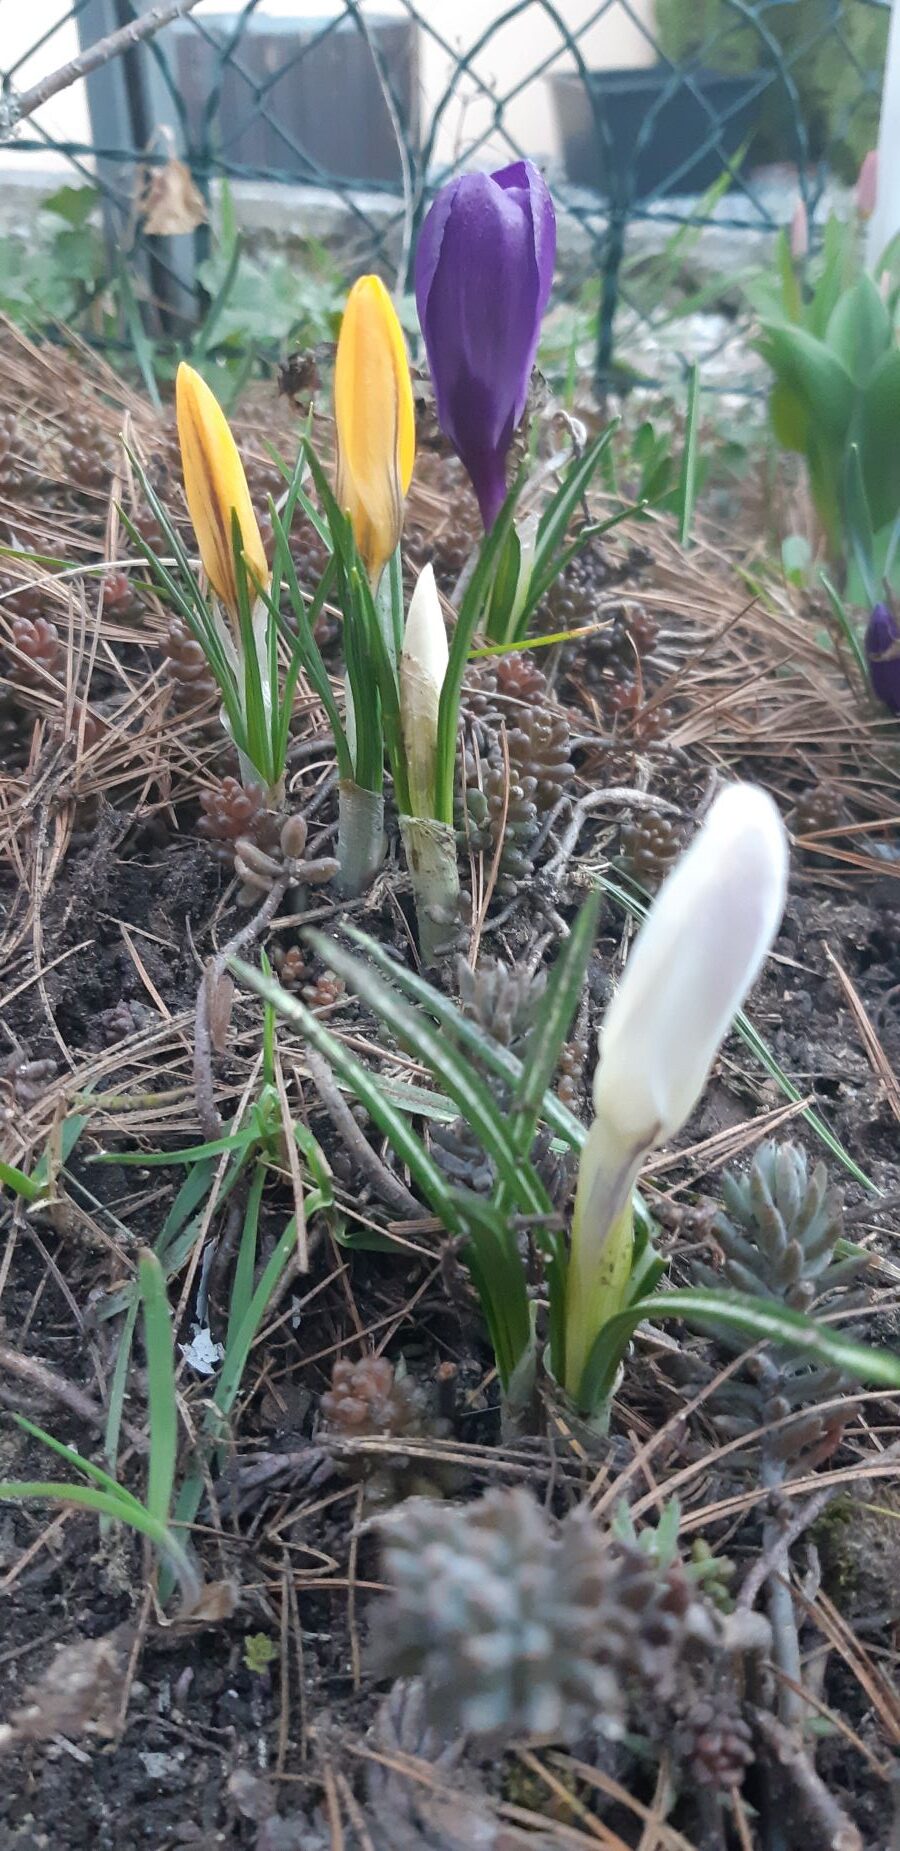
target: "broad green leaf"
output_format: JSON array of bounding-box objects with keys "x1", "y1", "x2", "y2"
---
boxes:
[
  {"x1": 859, "y1": 348, "x2": 900, "y2": 533},
  {"x1": 808, "y1": 215, "x2": 853, "y2": 338},
  {"x1": 769, "y1": 380, "x2": 809, "y2": 455},
  {"x1": 42, "y1": 184, "x2": 98, "y2": 229},
  {"x1": 758, "y1": 323, "x2": 854, "y2": 445},
  {"x1": 826, "y1": 275, "x2": 892, "y2": 385},
  {"x1": 843, "y1": 443, "x2": 878, "y2": 610}
]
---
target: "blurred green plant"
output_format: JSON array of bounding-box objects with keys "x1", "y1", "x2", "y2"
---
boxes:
[
  {"x1": 193, "y1": 183, "x2": 345, "y2": 373},
  {"x1": 655, "y1": 0, "x2": 887, "y2": 180},
  {"x1": 750, "y1": 216, "x2": 900, "y2": 596},
  {"x1": 0, "y1": 186, "x2": 107, "y2": 329}
]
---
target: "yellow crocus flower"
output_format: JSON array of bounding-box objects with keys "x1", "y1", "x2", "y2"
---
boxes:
[
  {"x1": 334, "y1": 275, "x2": 415, "y2": 583},
  {"x1": 175, "y1": 362, "x2": 269, "y2": 618}
]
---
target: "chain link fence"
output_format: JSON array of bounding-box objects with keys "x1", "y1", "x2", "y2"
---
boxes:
[{"x1": 0, "y1": 0, "x2": 890, "y2": 385}]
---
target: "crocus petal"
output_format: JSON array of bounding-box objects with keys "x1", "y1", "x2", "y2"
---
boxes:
[
  {"x1": 866, "y1": 602, "x2": 900, "y2": 713},
  {"x1": 415, "y1": 161, "x2": 556, "y2": 529},
  {"x1": 334, "y1": 274, "x2": 415, "y2": 583},
  {"x1": 593, "y1": 784, "x2": 788, "y2": 1154},
  {"x1": 176, "y1": 362, "x2": 269, "y2": 617}
]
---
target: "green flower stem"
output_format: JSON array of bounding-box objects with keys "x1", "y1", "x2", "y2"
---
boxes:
[
  {"x1": 564, "y1": 1120, "x2": 638, "y2": 1404},
  {"x1": 398, "y1": 815, "x2": 461, "y2": 965},
  {"x1": 337, "y1": 780, "x2": 386, "y2": 897}
]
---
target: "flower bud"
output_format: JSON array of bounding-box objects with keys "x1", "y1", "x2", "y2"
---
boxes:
[
  {"x1": 334, "y1": 275, "x2": 415, "y2": 584},
  {"x1": 175, "y1": 362, "x2": 269, "y2": 618},
  {"x1": 565, "y1": 783, "x2": 789, "y2": 1398},
  {"x1": 400, "y1": 563, "x2": 448, "y2": 817},
  {"x1": 865, "y1": 602, "x2": 900, "y2": 714},
  {"x1": 415, "y1": 161, "x2": 556, "y2": 531}
]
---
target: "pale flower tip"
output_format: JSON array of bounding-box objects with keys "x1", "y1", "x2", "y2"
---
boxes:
[
  {"x1": 591, "y1": 781, "x2": 788, "y2": 1149},
  {"x1": 403, "y1": 562, "x2": 448, "y2": 686},
  {"x1": 856, "y1": 149, "x2": 878, "y2": 220},
  {"x1": 789, "y1": 198, "x2": 808, "y2": 260}
]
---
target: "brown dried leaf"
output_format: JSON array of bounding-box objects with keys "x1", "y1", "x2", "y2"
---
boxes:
[
  {"x1": 141, "y1": 159, "x2": 208, "y2": 237},
  {"x1": 208, "y1": 969, "x2": 235, "y2": 1055},
  {"x1": 0, "y1": 1624, "x2": 134, "y2": 1749},
  {"x1": 178, "y1": 1576, "x2": 239, "y2": 1625}
]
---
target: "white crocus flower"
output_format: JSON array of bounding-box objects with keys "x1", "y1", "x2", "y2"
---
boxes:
[
  {"x1": 565, "y1": 783, "x2": 789, "y2": 1400},
  {"x1": 400, "y1": 563, "x2": 448, "y2": 818}
]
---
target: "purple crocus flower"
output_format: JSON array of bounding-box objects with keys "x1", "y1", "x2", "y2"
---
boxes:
[
  {"x1": 865, "y1": 602, "x2": 900, "y2": 714},
  {"x1": 415, "y1": 160, "x2": 556, "y2": 531}
]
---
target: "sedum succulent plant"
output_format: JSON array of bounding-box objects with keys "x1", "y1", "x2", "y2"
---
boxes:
[
  {"x1": 704, "y1": 1140, "x2": 851, "y2": 1312},
  {"x1": 375, "y1": 1487, "x2": 718, "y2": 1742},
  {"x1": 692, "y1": 1142, "x2": 866, "y2": 1473},
  {"x1": 320, "y1": 1356, "x2": 455, "y2": 1509}
]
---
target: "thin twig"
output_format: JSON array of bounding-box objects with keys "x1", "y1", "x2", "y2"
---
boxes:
[
  {"x1": 0, "y1": 1338, "x2": 146, "y2": 1451},
  {"x1": 737, "y1": 1482, "x2": 839, "y2": 1613},
  {"x1": 544, "y1": 786, "x2": 682, "y2": 885},
  {"x1": 753, "y1": 1709, "x2": 863, "y2": 1851},
  {"x1": 3, "y1": 0, "x2": 204, "y2": 133},
  {"x1": 194, "y1": 878, "x2": 290, "y2": 1139},
  {"x1": 303, "y1": 1046, "x2": 420, "y2": 1220}
]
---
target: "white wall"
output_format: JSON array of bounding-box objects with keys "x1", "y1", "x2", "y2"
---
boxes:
[
  {"x1": 0, "y1": 0, "x2": 656, "y2": 176},
  {"x1": 415, "y1": 0, "x2": 656, "y2": 168},
  {"x1": 0, "y1": 0, "x2": 91, "y2": 168}
]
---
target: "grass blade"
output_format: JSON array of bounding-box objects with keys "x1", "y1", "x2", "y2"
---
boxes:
[
  {"x1": 139, "y1": 1252, "x2": 178, "y2": 1531},
  {"x1": 676, "y1": 363, "x2": 701, "y2": 547},
  {"x1": 508, "y1": 888, "x2": 601, "y2": 1154},
  {"x1": 11, "y1": 1414, "x2": 145, "y2": 1514},
  {"x1": 229, "y1": 956, "x2": 460, "y2": 1225},
  {"x1": 227, "y1": 1163, "x2": 265, "y2": 1350},
  {"x1": 434, "y1": 470, "x2": 525, "y2": 824},
  {"x1": 304, "y1": 930, "x2": 549, "y2": 1215},
  {"x1": 0, "y1": 1157, "x2": 45, "y2": 1202},
  {"x1": 580, "y1": 1286, "x2": 900, "y2": 1410}
]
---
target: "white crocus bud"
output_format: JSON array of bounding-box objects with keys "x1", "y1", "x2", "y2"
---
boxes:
[
  {"x1": 400, "y1": 563, "x2": 448, "y2": 818},
  {"x1": 565, "y1": 783, "x2": 789, "y2": 1401}
]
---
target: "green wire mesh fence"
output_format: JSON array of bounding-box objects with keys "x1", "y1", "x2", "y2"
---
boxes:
[{"x1": 0, "y1": 0, "x2": 890, "y2": 386}]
